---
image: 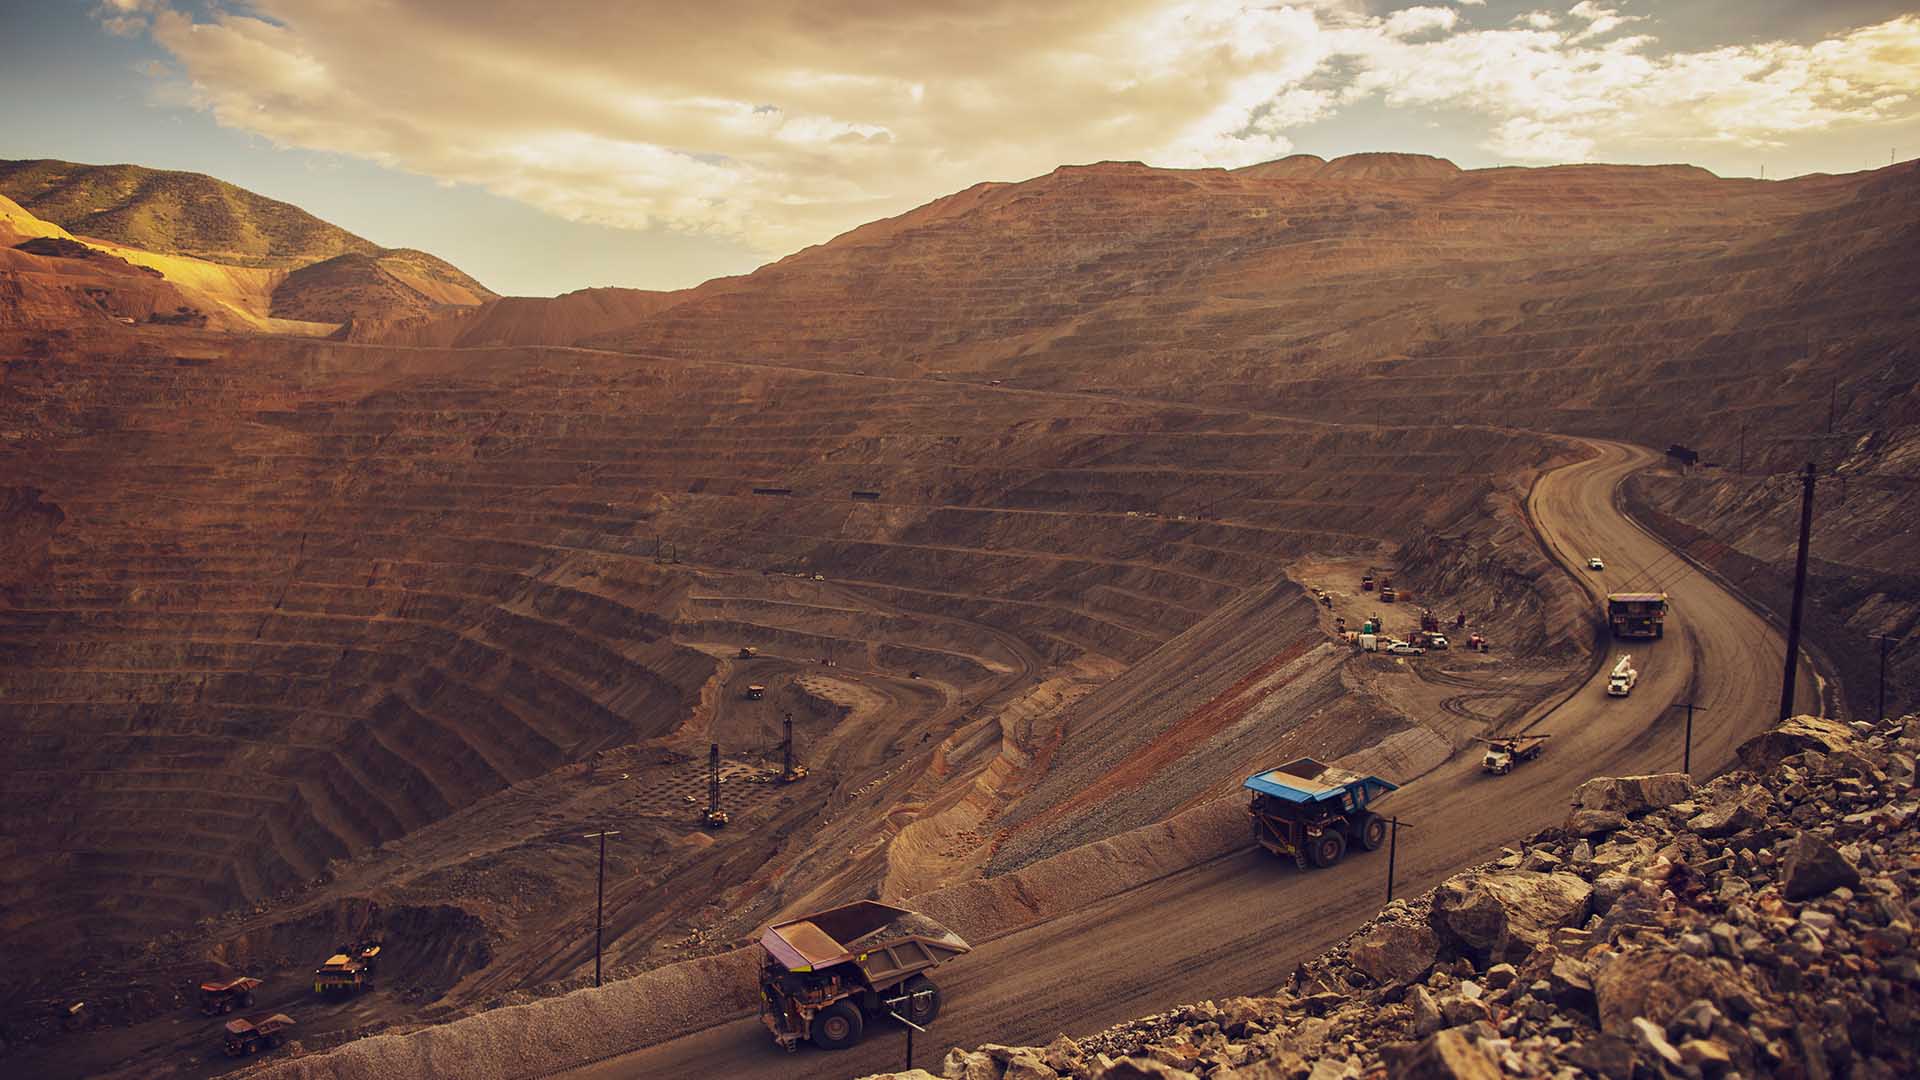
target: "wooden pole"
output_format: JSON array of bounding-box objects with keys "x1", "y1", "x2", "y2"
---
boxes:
[
  {"x1": 1778, "y1": 464, "x2": 1816, "y2": 720},
  {"x1": 581, "y1": 830, "x2": 621, "y2": 986}
]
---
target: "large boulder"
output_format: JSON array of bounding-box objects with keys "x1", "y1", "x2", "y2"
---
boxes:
[
  {"x1": 1593, "y1": 947, "x2": 1755, "y2": 1035},
  {"x1": 1430, "y1": 871, "x2": 1593, "y2": 963},
  {"x1": 1003, "y1": 1052, "x2": 1061, "y2": 1080},
  {"x1": 1735, "y1": 715, "x2": 1856, "y2": 773},
  {"x1": 1686, "y1": 789, "x2": 1773, "y2": 837},
  {"x1": 1780, "y1": 831, "x2": 1861, "y2": 901},
  {"x1": 1095, "y1": 1060, "x2": 1202, "y2": 1080},
  {"x1": 1565, "y1": 808, "x2": 1631, "y2": 837},
  {"x1": 1348, "y1": 920, "x2": 1441, "y2": 985},
  {"x1": 943, "y1": 1048, "x2": 1001, "y2": 1080},
  {"x1": 1571, "y1": 773, "x2": 1694, "y2": 815},
  {"x1": 1382, "y1": 1028, "x2": 1502, "y2": 1080}
]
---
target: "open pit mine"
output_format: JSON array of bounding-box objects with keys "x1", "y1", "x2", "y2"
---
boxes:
[{"x1": 1, "y1": 152, "x2": 1915, "y2": 1080}]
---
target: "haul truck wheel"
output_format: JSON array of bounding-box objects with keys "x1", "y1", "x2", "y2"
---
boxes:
[
  {"x1": 1356, "y1": 814, "x2": 1388, "y2": 852},
  {"x1": 1310, "y1": 831, "x2": 1346, "y2": 868},
  {"x1": 811, "y1": 1001, "x2": 864, "y2": 1049},
  {"x1": 904, "y1": 974, "x2": 942, "y2": 1024}
]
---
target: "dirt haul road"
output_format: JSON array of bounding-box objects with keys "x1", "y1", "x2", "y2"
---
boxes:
[{"x1": 559, "y1": 438, "x2": 1824, "y2": 1080}]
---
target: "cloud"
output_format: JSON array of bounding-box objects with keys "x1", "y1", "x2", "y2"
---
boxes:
[
  {"x1": 106, "y1": 3, "x2": 1920, "y2": 255},
  {"x1": 1337, "y1": 13, "x2": 1920, "y2": 157},
  {"x1": 1565, "y1": 2, "x2": 1642, "y2": 42},
  {"x1": 1384, "y1": 7, "x2": 1460, "y2": 40}
]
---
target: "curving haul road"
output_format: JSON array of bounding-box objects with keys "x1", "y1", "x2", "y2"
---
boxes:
[{"x1": 560, "y1": 438, "x2": 1823, "y2": 1080}]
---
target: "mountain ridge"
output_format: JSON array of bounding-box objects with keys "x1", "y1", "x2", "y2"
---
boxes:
[{"x1": 0, "y1": 158, "x2": 495, "y2": 324}]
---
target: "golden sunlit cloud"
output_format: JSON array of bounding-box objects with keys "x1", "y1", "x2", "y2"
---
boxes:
[{"x1": 116, "y1": 2, "x2": 1920, "y2": 255}]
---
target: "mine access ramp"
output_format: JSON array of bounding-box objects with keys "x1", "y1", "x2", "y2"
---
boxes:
[
  {"x1": 758, "y1": 900, "x2": 970, "y2": 1052},
  {"x1": 1245, "y1": 757, "x2": 1397, "y2": 869}
]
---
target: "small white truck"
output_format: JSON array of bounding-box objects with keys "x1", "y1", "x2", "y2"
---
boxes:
[{"x1": 1606, "y1": 655, "x2": 1637, "y2": 696}]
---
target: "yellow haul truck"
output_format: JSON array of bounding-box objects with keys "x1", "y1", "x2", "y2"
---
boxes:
[
  {"x1": 312, "y1": 942, "x2": 380, "y2": 996},
  {"x1": 757, "y1": 901, "x2": 970, "y2": 1052}
]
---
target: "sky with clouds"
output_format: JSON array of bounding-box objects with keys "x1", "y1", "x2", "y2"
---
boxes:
[{"x1": 3, "y1": 1, "x2": 1917, "y2": 295}]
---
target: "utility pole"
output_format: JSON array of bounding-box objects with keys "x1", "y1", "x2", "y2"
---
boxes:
[
  {"x1": 1737, "y1": 421, "x2": 1746, "y2": 474},
  {"x1": 581, "y1": 829, "x2": 621, "y2": 986},
  {"x1": 1779, "y1": 463, "x2": 1816, "y2": 720},
  {"x1": 1385, "y1": 817, "x2": 1415, "y2": 902},
  {"x1": 1669, "y1": 701, "x2": 1708, "y2": 775},
  {"x1": 1874, "y1": 634, "x2": 1898, "y2": 723},
  {"x1": 883, "y1": 989, "x2": 933, "y2": 1071}
]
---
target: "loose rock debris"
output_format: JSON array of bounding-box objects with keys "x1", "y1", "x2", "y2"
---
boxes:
[{"x1": 866, "y1": 712, "x2": 1920, "y2": 1080}]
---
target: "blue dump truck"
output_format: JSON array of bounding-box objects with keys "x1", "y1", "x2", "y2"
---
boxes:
[{"x1": 1245, "y1": 757, "x2": 1398, "y2": 869}]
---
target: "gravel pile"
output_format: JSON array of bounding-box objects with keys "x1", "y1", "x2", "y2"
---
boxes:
[{"x1": 867, "y1": 712, "x2": 1920, "y2": 1080}]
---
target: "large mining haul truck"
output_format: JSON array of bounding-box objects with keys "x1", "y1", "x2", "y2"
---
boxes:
[
  {"x1": 1245, "y1": 758, "x2": 1398, "y2": 869},
  {"x1": 198, "y1": 976, "x2": 261, "y2": 1015},
  {"x1": 1606, "y1": 592, "x2": 1668, "y2": 638},
  {"x1": 222, "y1": 1013, "x2": 295, "y2": 1057},
  {"x1": 757, "y1": 900, "x2": 970, "y2": 1052},
  {"x1": 312, "y1": 942, "x2": 380, "y2": 996}
]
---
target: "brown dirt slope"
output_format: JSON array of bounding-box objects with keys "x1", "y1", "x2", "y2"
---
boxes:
[
  {"x1": 343, "y1": 287, "x2": 685, "y2": 347},
  {"x1": 270, "y1": 250, "x2": 494, "y2": 322},
  {"x1": 586, "y1": 155, "x2": 1918, "y2": 457},
  {"x1": 0, "y1": 200, "x2": 252, "y2": 332}
]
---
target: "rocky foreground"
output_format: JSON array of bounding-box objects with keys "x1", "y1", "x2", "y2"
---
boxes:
[{"x1": 869, "y1": 714, "x2": 1919, "y2": 1080}]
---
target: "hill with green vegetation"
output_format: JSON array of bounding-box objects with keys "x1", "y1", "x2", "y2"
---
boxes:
[
  {"x1": 0, "y1": 158, "x2": 495, "y2": 322},
  {"x1": 0, "y1": 158, "x2": 378, "y2": 269}
]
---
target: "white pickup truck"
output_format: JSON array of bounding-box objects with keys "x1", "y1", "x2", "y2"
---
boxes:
[{"x1": 1606, "y1": 655, "x2": 1637, "y2": 696}]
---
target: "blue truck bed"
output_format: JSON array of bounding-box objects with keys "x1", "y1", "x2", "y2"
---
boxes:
[
  {"x1": 1244, "y1": 757, "x2": 1399, "y2": 867},
  {"x1": 1243, "y1": 756, "x2": 1397, "y2": 806}
]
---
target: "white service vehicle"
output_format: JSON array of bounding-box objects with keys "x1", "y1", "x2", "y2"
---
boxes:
[{"x1": 1606, "y1": 654, "x2": 1637, "y2": 696}]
